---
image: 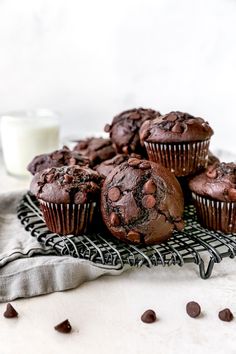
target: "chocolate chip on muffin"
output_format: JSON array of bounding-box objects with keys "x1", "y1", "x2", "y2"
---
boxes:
[
  {"x1": 95, "y1": 153, "x2": 142, "y2": 177},
  {"x1": 105, "y1": 108, "x2": 160, "y2": 155},
  {"x1": 27, "y1": 146, "x2": 90, "y2": 175},
  {"x1": 140, "y1": 111, "x2": 214, "y2": 176},
  {"x1": 101, "y1": 158, "x2": 184, "y2": 245},
  {"x1": 73, "y1": 137, "x2": 116, "y2": 167}
]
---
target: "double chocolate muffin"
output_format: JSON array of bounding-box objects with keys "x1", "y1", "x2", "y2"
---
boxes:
[
  {"x1": 140, "y1": 111, "x2": 214, "y2": 176},
  {"x1": 31, "y1": 165, "x2": 103, "y2": 235},
  {"x1": 101, "y1": 158, "x2": 184, "y2": 245},
  {"x1": 73, "y1": 137, "x2": 116, "y2": 167},
  {"x1": 189, "y1": 162, "x2": 236, "y2": 233},
  {"x1": 104, "y1": 108, "x2": 160, "y2": 155},
  {"x1": 27, "y1": 146, "x2": 89, "y2": 175}
]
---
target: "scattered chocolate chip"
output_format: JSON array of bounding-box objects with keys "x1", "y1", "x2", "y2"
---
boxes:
[
  {"x1": 104, "y1": 124, "x2": 111, "y2": 132},
  {"x1": 127, "y1": 230, "x2": 141, "y2": 243},
  {"x1": 4, "y1": 303, "x2": 18, "y2": 318},
  {"x1": 108, "y1": 187, "x2": 121, "y2": 202},
  {"x1": 218, "y1": 308, "x2": 234, "y2": 322},
  {"x1": 139, "y1": 161, "x2": 151, "y2": 170},
  {"x1": 110, "y1": 212, "x2": 120, "y2": 226},
  {"x1": 186, "y1": 301, "x2": 201, "y2": 318},
  {"x1": 128, "y1": 158, "x2": 141, "y2": 167},
  {"x1": 142, "y1": 195, "x2": 156, "y2": 209},
  {"x1": 141, "y1": 309, "x2": 157, "y2": 323},
  {"x1": 64, "y1": 174, "x2": 74, "y2": 183},
  {"x1": 54, "y1": 319, "x2": 72, "y2": 333}
]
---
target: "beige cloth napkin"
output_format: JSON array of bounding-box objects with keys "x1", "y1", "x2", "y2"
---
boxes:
[{"x1": 0, "y1": 191, "x2": 124, "y2": 302}]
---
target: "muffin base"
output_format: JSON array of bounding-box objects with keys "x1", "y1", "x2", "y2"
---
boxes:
[
  {"x1": 192, "y1": 193, "x2": 236, "y2": 234},
  {"x1": 39, "y1": 200, "x2": 97, "y2": 235},
  {"x1": 144, "y1": 140, "x2": 210, "y2": 177}
]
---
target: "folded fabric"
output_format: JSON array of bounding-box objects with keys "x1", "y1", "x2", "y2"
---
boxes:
[{"x1": 0, "y1": 191, "x2": 124, "y2": 302}]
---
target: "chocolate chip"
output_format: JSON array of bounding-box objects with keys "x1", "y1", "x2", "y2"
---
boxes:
[
  {"x1": 54, "y1": 319, "x2": 72, "y2": 333},
  {"x1": 142, "y1": 195, "x2": 156, "y2": 209},
  {"x1": 228, "y1": 188, "x2": 236, "y2": 201},
  {"x1": 46, "y1": 174, "x2": 54, "y2": 182},
  {"x1": 127, "y1": 230, "x2": 141, "y2": 243},
  {"x1": 128, "y1": 158, "x2": 141, "y2": 167},
  {"x1": 186, "y1": 301, "x2": 201, "y2": 318},
  {"x1": 69, "y1": 157, "x2": 77, "y2": 166},
  {"x1": 141, "y1": 309, "x2": 156, "y2": 323},
  {"x1": 143, "y1": 180, "x2": 156, "y2": 194},
  {"x1": 171, "y1": 122, "x2": 184, "y2": 133},
  {"x1": 104, "y1": 124, "x2": 111, "y2": 132},
  {"x1": 129, "y1": 112, "x2": 140, "y2": 120},
  {"x1": 166, "y1": 113, "x2": 177, "y2": 122},
  {"x1": 122, "y1": 146, "x2": 129, "y2": 154},
  {"x1": 110, "y1": 212, "x2": 120, "y2": 226},
  {"x1": 139, "y1": 161, "x2": 151, "y2": 170},
  {"x1": 108, "y1": 187, "x2": 121, "y2": 202},
  {"x1": 4, "y1": 303, "x2": 18, "y2": 318},
  {"x1": 218, "y1": 308, "x2": 234, "y2": 322},
  {"x1": 206, "y1": 168, "x2": 217, "y2": 179},
  {"x1": 64, "y1": 174, "x2": 74, "y2": 183}
]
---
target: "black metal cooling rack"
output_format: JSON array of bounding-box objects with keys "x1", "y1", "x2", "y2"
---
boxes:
[{"x1": 17, "y1": 192, "x2": 236, "y2": 279}]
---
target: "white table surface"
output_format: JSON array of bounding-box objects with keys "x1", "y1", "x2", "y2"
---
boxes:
[{"x1": 0, "y1": 156, "x2": 236, "y2": 354}]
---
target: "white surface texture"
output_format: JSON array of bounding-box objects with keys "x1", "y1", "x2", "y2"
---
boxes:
[
  {"x1": 0, "y1": 156, "x2": 236, "y2": 354},
  {"x1": 0, "y1": 0, "x2": 236, "y2": 152}
]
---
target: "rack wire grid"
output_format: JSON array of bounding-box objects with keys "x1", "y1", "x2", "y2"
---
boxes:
[{"x1": 17, "y1": 192, "x2": 236, "y2": 279}]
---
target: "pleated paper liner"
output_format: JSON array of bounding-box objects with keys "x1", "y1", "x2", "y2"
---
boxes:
[
  {"x1": 39, "y1": 200, "x2": 97, "y2": 235},
  {"x1": 192, "y1": 193, "x2": 236, "y2": 234},
  {"x1": 144, "y1": 139, "x2": 210, "y2": 177}
]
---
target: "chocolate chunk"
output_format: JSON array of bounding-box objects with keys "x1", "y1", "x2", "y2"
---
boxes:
[
  {"x1": 64, "y1": 174, "x2": 74, "y2": 183},
  {"x1": 54, "y1": 319, "x2": 72, "y2": 333},
  {"x1": 218, "y1": 308, "x2": 234, "y2": 322},
  {"x1": 46, "y1": 173, "x2": 54, "y2": 182},
  {"x1": 186, "y1": 301, "x2": 201, "y2": 318},
  {"x1": 142, "y1": 195, "x2": 156, "y2": 209},
  {"x1": 143, "y1": 180, "x2": 156, "y2": 194},
  {"x1": 4, "y1": 303, "x2": 18, "y2": 318},
  {"x1": 110, "y1": 212, "x2": 120, "y2": 226},
  {"x1": 127, "y1": 230, "x2": 141, "y2": 243},
  {"x1": 141, "y1": 309, "x2": 156, "y2": 323},
  {"x1": 206, "y1": 168, "x2": 217, "y2": 179},
  {"x1": 128, "y1": 158, "x2": 141, "y2": 167},
  {"x1": 172, "y1": 122, "x2": 184, "y2": 133},
  {"x1": 139, "y1": 161, "x2": 151, "y2": 170},
  {"x1": 130, "y1": 112, "x2": 140, "y2": 120},
  {"x1": 108, "y1": 187, "x2": 121, "y2": 202}
]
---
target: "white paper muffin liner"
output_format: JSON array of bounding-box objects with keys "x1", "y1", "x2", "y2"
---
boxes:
[
  {"x1": 192, "y1": 193, "x2": 236, "y2": 234},
  {"x1": 39, "y1": 200, "x2": 97, "y2": 235},
  {"x1": 144, "y1": 139, "x2": 210, "y2": 176}
]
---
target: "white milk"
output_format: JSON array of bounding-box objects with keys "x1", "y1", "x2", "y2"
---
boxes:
[{"x1": 0, "y1": 110, "x2": 60, "y2": 177}]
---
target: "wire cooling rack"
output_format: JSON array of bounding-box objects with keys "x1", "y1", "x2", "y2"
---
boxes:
[{"x1": 17, "y1": 192, "x2": 236, "y2": 279}]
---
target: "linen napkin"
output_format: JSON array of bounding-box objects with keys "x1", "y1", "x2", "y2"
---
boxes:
[{"x1": 0, "y1": 191, "x2": 124, "y2": 302}]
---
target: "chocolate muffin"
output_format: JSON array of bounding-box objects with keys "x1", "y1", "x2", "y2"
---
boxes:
[
  {"x1": 101, "y1": 158, "x2": 184, "y2": 245},
  {"x1": 73, "y1": 137, "x2": 116, "y2": 167},
  {"x1": 95, "y1": 153, "x2": 141, "y2": 178},
  {"x1": 27, "y1": 146, "x2": 89, "y2": 175},
  {"x1": 30, "y1": 165, "x2": 103, "y2": 235},
  {"x1": 140, "y1": 111, "x2": 214, "y2": 177},
  {"x1": 189, "y1": 162, "x2": 236, "y2": 233},
  {"x1": 104, "y1": 108, "x2": 160, "y2": 155}
]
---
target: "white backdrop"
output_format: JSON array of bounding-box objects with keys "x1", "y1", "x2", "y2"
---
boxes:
[{"x1": 0, "y1": 0, "x2": 236, "y2": 152}]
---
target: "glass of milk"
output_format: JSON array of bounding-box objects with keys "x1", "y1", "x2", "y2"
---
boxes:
[{"x1": 0, "y1": 109, "x2": 60, "y2": 178}]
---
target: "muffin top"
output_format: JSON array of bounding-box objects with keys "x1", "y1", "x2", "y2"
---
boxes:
[
  {"x1": 27, "y1": 146, "x2": 89, "y2": 175},
  {"x1": 189, "y1": 162, "x2": 236, "y2": 202},
  {"x1": 104, "y1": 108, "x2": 160, "y2": 154},
  {"x1": 30, "y1": 165, "x2": 103, "y2": 204},
  {"x1": 140, "y1": 111, "x2": 214, "y2": 144},
  {"x1": 101, "y1": 158, "x2": 184, "y2": 245},
  {"x1": 95, "y1": 153, "x2": 142, "y2": 178},
  {"x1": 73, "y1": 137, "x2": 116, "y2": 167}
]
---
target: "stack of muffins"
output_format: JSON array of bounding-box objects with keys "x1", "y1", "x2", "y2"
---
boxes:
[{"x1": 28, "y1": 108, "x2": 236, "y2": 245}]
